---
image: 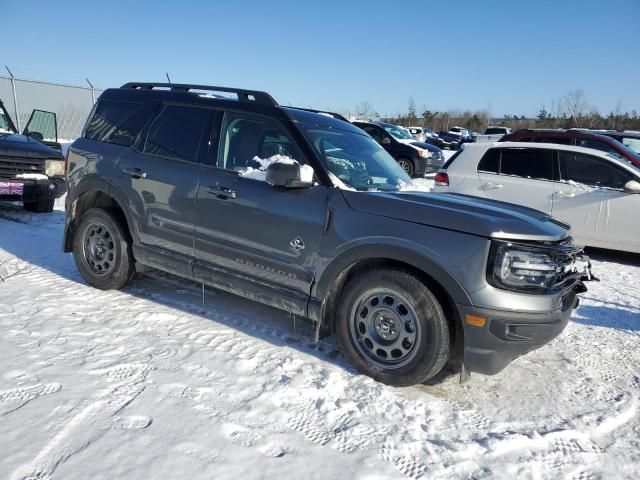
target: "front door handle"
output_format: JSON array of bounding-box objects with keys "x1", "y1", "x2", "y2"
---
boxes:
[
  {"x1": 122, "y1": 167, "x2": 147, "y2": 179},
  {"x1": 207, "y1": 185, "x2": 237, "y2": 199}
]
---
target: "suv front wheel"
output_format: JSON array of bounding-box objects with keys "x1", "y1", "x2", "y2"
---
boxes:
[
  {"x1": 72, "y1": 208, "x2": 135, "y2": 290},
  {"x1": 337, "y1": 269, "x2": 450, "y2": 386}
]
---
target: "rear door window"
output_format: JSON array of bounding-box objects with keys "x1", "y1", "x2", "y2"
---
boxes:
[
  {"x1": 85, "y1": 100, "x2": 157, "y2": 146},
  {"x1": 559, "y1": 152, "x2": 632, "y2": 190},
  {"x1": 499, "y1": 148, "x2": 555, "y2": 180},
  {"x1": 143, "y1": 105, "x2": 210, "y2": 163}
]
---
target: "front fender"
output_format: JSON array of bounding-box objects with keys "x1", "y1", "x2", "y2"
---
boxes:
[{"x1": 313, "y1": 239, "x2": 474, "y2": 308}]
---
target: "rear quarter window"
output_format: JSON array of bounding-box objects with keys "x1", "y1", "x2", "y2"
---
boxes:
[
  {"x1": 84, "y1": 100, "x2": 157, "y2": 146},
  {"x1": 477, "y1": 148, "x2": 500, "y2": 173}
]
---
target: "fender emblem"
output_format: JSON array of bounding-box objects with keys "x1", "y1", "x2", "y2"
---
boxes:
[{"x1": 290, "y1": 236, "x2": 305, "y2": 251}]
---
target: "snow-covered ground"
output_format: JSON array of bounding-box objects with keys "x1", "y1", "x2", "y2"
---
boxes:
[{"x1": 0, "y1": 198, "x2": 639, "y2": 480}]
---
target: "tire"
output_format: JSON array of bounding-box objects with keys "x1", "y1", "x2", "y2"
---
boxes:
[
  {"x1": 72, "y1": 208, "x2": 135, "y2": 290},
  {"x1": 23, "y1": 198, "x2": 54, "y2": 213},
  {"x1": 397, "y1": 158, "x2": 415, "y2": 177},
  {"x1": 336, "y1": 269, "x2": 450, "y2": 386}
]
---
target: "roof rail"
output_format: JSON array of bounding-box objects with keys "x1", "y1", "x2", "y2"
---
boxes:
[
  {"x1": 288, "y1": 107, "x2": 349, "y2": 122},
  {"x1": 120, "y1": 82, "x2": 278, "y2": 106}
]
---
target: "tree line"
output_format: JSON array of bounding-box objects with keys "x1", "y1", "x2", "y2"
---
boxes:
[{"x1": 344, "y1": 90, "x2": 640, "y2": 133}]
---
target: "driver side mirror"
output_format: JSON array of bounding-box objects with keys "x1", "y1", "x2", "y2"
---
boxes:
[
  {"x1": 380, "y1": 137, "x2": 391, "y2": 145},
  {"x1": 266, "y1": 161, "x2": 313, "y2": 188},
  {"x1": 624, "y1": 180, "x2": 640, "y2": 194}
]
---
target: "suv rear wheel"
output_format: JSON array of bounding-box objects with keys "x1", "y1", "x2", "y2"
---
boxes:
[
  {"x1": 336, "y1": 269, "x2": 450, "y2": 386},
  {"x1": 73, "y1": 208, "x2": 135, "y2": 290},
  {"x1": 24, "y1": 198, "x2": 54, "y2": 213},
  {"x1": 397, "y1": 158, "x2": 414, "y2": 177}
]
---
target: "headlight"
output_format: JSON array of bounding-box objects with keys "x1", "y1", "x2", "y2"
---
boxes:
[
  {"x1": 489, "y1": 242, "x2": 559, "y2": 292},
  {"x1": 44, "y1": 159, "x2": 65, "y2": 177},
  {"x1": 418, "y1": 149, "x2": 432, "y2": 159}
]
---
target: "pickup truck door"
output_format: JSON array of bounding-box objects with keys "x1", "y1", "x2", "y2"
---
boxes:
[
  {"x1": 476, "y1": 147, "x2": 556, "y2": 214},
  {"x1": 193, "y1": 111, "x2": 328, "y2": 314},
  {"x1": 553, "y1": 151, "x2": 640, "y2": 252}
]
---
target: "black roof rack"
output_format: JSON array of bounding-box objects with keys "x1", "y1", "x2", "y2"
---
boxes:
[
  {"x1": 288, "y1": 107, "x2": 349, "y2": 122},
  {"x1": 120, "y1": 82, "x2": 278, "y2": 106}
]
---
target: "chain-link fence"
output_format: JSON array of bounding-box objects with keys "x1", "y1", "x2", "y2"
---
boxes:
[{"x1": 0, "y1": 76, "x2": 103, "y2": 141}]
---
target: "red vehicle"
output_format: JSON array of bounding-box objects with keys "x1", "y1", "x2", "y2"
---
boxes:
[{"x1": 501, "y1": 129, "x2": 640, "y2": 169}]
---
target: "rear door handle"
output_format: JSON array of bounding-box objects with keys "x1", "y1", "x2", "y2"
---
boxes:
[
  {"x1": 122, "y1": 167, "x2": 147, "y2": 179},
  {"x1": 207, "y1": 185, "x2": 237, "y2": 199},
  {"x1": 483, "y1": 181, "x2": 503, "y2": 190}
]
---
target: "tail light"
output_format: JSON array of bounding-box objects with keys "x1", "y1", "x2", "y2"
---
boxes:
[{"x1": 434, "y1": 172, "x2": 449, "y2": 186}]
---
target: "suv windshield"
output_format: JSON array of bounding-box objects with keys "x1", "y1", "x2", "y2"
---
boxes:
[
  {"x1": 381, "y1": 124, "x2": 413, "y2": 140},
  {"x1": 301, "y1": 125, "x2": 412, "y2": 191}
]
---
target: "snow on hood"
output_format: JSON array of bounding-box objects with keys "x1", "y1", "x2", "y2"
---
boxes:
[{"x1": 240, "y1": 155, "x2": 314, "y2": 184}]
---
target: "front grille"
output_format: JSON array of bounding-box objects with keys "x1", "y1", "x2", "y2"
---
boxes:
[{"x1": 0, "y1": 156, "x2": 44, "y2": 180}]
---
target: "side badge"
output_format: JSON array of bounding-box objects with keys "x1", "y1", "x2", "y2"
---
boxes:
[{"x1": 290, "y1": 236, "x2": 305, "y2": 251}]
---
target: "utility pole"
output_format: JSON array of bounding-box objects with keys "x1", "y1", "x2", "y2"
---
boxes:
[
  {"x1": 5, "y1": 65, "x2": 20, "y2": 132},
  {"x1": 86, "y1": 78, "x2": 96, "y2": 104}
]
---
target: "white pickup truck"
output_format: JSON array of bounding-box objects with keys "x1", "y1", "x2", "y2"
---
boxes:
[{"x1": 475, "y1": 126, "x2": 512, "y2": 143}]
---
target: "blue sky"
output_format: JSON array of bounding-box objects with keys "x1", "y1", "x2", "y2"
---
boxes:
[{"x1": 3, "y1": 0, "x2": 639, "y2": 117}]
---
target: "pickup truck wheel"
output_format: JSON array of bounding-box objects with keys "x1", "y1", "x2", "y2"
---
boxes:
[
  {"x1": 337, "y1": 269, "x2": 450, "y2": 386},
  {"x1": 23, "y1": 198, "x2": 54, "y2": 213},
  {"x1": 73, "y1": 208, "x2": 134, "y2": 290},
  {"x1": 397, "y1": 158, "x2": 414, "y2": 177}
]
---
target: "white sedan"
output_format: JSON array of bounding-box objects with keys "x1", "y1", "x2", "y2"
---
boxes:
[{"x1": 434, "y1": 142, "x2": 640, "y2": 253}]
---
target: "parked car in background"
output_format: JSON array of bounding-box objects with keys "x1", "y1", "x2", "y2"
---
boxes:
[
  {"x1": 570, "y1": 129, "x2": 640, "y2": 155},
  {"x1": 406, "y1": 126, "x2": 426, "y2": 142},
  {"x1": 475, "y1": 126, "x2": 512, "y2": 143},
  {"x1": 501, "y1": 129, "x2": 640, "y2": 168},
  {"x1": 353, "y1": 121, "x2": 444, "y2": 176},
  {"x1": 434, "y1": 142, "x2": 640, "y2": 253},
  {"x1": 449, "y1": 127, "x2": 476, "y2": 143},
  {"x1": 437, "y1": 130, "x2": 464, "y2": 149},
  {"x1": 0, "y1": 99, "x2": 66, "y2": 212},
  {"x1": 64, "y1": 81, "x2": 594, "y2": 386}
]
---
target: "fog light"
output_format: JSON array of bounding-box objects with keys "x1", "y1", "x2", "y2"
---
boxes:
[{"x1": 49, "y1": 183, "x2": 56, "y2": 191}]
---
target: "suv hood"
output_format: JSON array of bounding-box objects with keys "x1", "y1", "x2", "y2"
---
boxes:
[
  {"x1": 342, "y1": 190, "x2": 569, "y2": 241},
  {"x1": 0, "y1": 133, "x2": 63, "y2": 159}
]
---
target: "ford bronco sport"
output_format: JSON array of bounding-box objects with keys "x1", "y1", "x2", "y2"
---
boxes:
[{"x1": 64, "y1": 82, "x2": 593, "y2": 386}]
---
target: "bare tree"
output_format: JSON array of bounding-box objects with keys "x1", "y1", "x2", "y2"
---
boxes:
[
  {"x1": 407, "y1": 97, "x2": 416, "y2": 125},
  {"x1": 565, "y1": 89, "x2": 588, "y2": 127},
  {"x1": 354, "y1": 101, "x2": 377, "y2": 121}
]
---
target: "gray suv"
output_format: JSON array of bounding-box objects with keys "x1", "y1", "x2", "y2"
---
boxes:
[{"x1": 64, "y1": 82, "x2": 593, "y2": 386}]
